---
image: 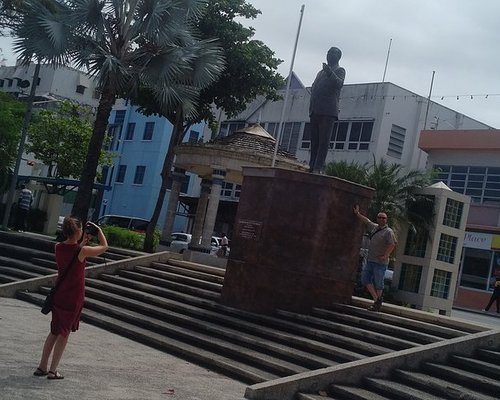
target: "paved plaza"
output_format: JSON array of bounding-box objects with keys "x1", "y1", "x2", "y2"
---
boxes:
[{"x1": 0, "y1": 298, "x2": 246, "y2": 400}]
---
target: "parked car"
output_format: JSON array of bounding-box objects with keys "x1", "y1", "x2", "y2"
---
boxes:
[
  {"x1": 169, "y1": 232, "x2": 229, "y2": 255},
  {"x1": 169, "y1": 232, "x2": 193, "y2": 253},
  {"x1": 96, "y1": 215, "x2": 150, "y2": 232}
]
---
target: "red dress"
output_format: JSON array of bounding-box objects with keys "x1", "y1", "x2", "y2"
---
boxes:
[{"x1": 51, "y1": 242, "x2": 85, "y2": 337}]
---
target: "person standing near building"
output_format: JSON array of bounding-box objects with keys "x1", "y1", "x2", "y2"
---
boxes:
[
  {"x1": 15, "y1": 184, "x2": 33, "y2": 232},
  {"x1": 353, "y1": 205, "x2": 397, "y2": 311},
  {"x1": 309, "y1": 46, "x2": 346, "y2": 174},
  {"x1": 483, "y1": 278, "x2": 500, "y2": 313}
]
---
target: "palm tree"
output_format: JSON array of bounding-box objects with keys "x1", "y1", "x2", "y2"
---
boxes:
[
  {"x1": 325, "y1": 158, "x2": 436, "y2": 234},
  {"x1": 12, "y1": 0, "x2": 224, "y2": 221}
]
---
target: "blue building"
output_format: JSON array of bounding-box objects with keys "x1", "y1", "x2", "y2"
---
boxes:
[{"x1": 100, "y1": 100, "x2": 206, "y2": 232}]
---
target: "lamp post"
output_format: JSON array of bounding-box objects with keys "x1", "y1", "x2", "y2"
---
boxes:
[{"x1": 1, "y1": 62, "x2": 40, "y2": 230}]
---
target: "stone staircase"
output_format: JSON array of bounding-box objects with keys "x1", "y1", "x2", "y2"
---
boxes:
[
  {"x1": 3, "y1": 230, "x2": 498, "y2": 398},
  {"x1": 14, "y1": 255, "x2": 484, "y2": 386},
  {"x1": 296, "y1": 345, "x2": 500, "y2": 399},
  {"x1": 0, "y1": 230, "x2": 135, "y2": 284}
]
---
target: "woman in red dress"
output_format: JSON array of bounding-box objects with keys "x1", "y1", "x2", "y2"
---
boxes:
[{"x1": 33, "y1": 216, "x2": 108, "y2": 380}]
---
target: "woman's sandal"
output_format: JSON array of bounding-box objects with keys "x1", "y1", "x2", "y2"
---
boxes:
[
  {"x1": 33, "y1": 367, "x2": 48, "y2": 376},
  {"x1": 47, "y1": 370, "x2": 64, "y2": 380}
]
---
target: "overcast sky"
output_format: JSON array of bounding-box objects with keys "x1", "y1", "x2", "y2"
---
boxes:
[
  {"x1": 1, "y1": 0, "x2": 499, "y2": 128},
  {"x1": 242, "y1": 0, "x2": 500, "y2": 128}
]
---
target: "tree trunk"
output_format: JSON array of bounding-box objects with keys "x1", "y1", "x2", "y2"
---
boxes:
[
  {"x1": 71, "y1": 81, "x2": 115, "y2": 222},
  {"x1": 143, "y1": 108, "x2": 186, "y2": 252}
]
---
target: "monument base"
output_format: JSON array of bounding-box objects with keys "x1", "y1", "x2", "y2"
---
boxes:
[{"x1": 220, "y1": 167, "x2": 374, "y2": 314}]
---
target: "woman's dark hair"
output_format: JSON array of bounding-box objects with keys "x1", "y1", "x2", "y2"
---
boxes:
[{"x1": 62, "y1": 216, "x2": 82, "y2": 238}]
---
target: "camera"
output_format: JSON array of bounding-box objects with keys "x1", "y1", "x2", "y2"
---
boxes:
[{"x1": 85, "y1": 222, "x2": 98, "y2": 236}]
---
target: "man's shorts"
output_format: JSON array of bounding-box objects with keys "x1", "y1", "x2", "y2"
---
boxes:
[{"x1": 361, "y1": 261, "x2": 387, "y2": 290}]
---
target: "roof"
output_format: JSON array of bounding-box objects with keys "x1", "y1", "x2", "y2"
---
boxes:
[
  {"x1": 428, "y1": 181, "x2": 452, "y2": 190},
  {"x1": 208, "y1": 124, "x2": 297, "y2": 159},
  {"x1": 419, "y1": 129, "x2": 500, "y2": 151},
  {"x1": 233, "y1": 124, "x2": 276, "y2": 141}
]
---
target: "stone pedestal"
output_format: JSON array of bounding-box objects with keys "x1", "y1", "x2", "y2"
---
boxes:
[{"x1": 220, "y1": 167, "x2": 374, "y2": 314}]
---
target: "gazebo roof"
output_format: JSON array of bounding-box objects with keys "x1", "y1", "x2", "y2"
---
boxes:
[{"x1": 174, "y1": 124, "x2": 308, "y2": 184}]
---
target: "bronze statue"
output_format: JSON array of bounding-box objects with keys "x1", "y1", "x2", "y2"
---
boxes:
[{"x1": 309, "y1": 47, "x2": 345, "y2": 173}]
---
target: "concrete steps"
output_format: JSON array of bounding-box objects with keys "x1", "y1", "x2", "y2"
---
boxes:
[
  {"x1": 9, "y1": 237, "x2": 496, "y2": 390},
  {"x1": 0, "y1": 231, "x2": 136, "y2": 286},
  {"x1": 296, "y1": 346, "x2": 500, "y2": 400}
]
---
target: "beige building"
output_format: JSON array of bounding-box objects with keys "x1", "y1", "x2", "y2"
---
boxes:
[
  {"x1": 392, "y1": 183, "x2": 470, "y2": 315},
  {"x1": 419, "y1": 129, "x2": 500, "y2": 312}
]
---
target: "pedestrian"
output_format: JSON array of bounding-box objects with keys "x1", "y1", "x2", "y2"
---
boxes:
[
  {"x1": 353, "y1": 205, "x2": 397, "y2": 311},
  {"x1": 15, "y1": 184, "x2": 33, "y2": 231},
  {"x1": 33, "y1": 216, "x2": 108, "y2": 380},
  {"x1": 483, "y1": 278, "x2": 500, "y2": 313},
  {"x1": 220, "y1": 233, "x2": 229, "y2": 257}
]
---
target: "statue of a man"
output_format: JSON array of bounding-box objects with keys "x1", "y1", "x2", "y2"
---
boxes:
[{"x1": 309, "y1": 47, "x2": 345, "y2": 173}]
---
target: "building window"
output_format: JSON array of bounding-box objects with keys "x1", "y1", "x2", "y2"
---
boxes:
[
  {"x1": 329, "y1": 120, "x2": 373, "y2": 151},
  {"x1": 279, "y1": 122, "x2": 301, "y2": 154},
  {"x1": 330, "y1": 121, "x2": 348, "y2": 149},
  {"x1": 266, "y1": 122, "x2": 279, "y2": 139},
  {"x1": 188, "y1": 130, "x2": 199, "y2": 143},
  {"x1": 143, "y1": 122, "x2": 155, "y2": 140},
  {"x1": 434, "y1": 165, "x2": 500, "y2": 204},
  {"x1": 443, "y1": 198, "x2": 464, "y2": 229},
  {"x1": 0, "y1": 79, "x2": 3, "y2": 87},
  {"x1": 166, "y1": 174, "x2": 191, "y2": 193},
  {"x1": 301, "y1": 123, "x2": 311, "y2": 149},
  {"x1": 7, "y1": 78, "x2": 13, "y2": 87},
  {"x1": 219, "y1": 121, "x2": 245, "y2": 137},
  {"x1": 387, "y1": 124, "x2": 406, "y2": 159},
  {"x1": 37, "y1": 77, "x2": 41, "y2": 86},
  {"x1": 460, "y1": 248, "x2": 493, "y2": 290},
  {"x1": 115, "y1": 165, "x2": 127, "y2": 183},
  {"x1": 437, "y1": 233, "x2": 458, "y2": 264},
  {"x1": 133, "y1": 165, "x2": 146, "y2": 184},
  {"x1": 114, "y1": 110, "x2": 126, "y2": 125},
  {"x1": 430, "y1": 269, "x2": 452, "y2": 299},
  {"x1": 220, "y1": 182, "x2": 241, "y2": 199},
  {"x1": 76, "y1": 85, "x2": 86, "y2": 94},
  {"x1": 404, "y1": 228, "x2": 428, "y2": 258},
  {"x1": 398, "y1": 263, "x2": 422, "y2": 292},
  {"x1": 106, "y1": 125, "x2": 120, "y2": 151},
  {"x1": 125, "y1": 123, "x2": 135, "y2": 140}
]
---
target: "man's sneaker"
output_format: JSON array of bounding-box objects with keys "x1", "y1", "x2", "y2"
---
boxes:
[{"x1": 368, "y1": 297, "x2": 383, "y2": 312}]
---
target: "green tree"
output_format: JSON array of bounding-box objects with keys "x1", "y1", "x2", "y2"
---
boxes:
[
  {"x1": 325, "y1": 158, "x2": 435, "y2": 234},
  {"x1": 139, "y1": 0, "x2": 284, "y2": 251},
  {"x1": 26, "y1": 100, "x2": 111, "y2": 179},
  {"x1": 12, "y1": 0, "x2": 224, "y2": 221},
  {"x1": 0, "y1": 92, "x2": 25, "y2": 193}
]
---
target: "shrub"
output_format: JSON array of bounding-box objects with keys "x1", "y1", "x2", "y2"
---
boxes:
[{"x1": 100, "y1": 225, "x2": 160, "y2": 252}]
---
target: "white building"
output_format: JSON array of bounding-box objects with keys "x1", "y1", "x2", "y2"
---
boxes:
[
  {"x1": 212, "y1": 77, "x2": 492, "y2": 170},
  {"x1": 0, "y1": 61, "x2": 99, "y2": 108}
]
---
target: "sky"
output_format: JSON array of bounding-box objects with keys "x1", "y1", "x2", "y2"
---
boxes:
[
  {"x1": 239, "y1": 0, "x2": 500, "y2": 128},
  {"x1": 1, "y1": 0, "x2": 499, "y2": 128}
]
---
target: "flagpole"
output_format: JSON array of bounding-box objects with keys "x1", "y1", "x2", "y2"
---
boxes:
[
  {"x1": 271, "y1": 4, "x2": 305, "y2": 167},
  {"x1": 416, "y1": 70, "x2": 435, "y2": 168},
  {"x1": 382, "y1": 38, "x2": 392, "y2": 82}
]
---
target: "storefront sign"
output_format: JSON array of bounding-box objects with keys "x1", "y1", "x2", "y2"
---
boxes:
[
  {"x1": 492, "y1": 235, "x2": 500, "y2": 250},
  {"x1": 463, "y1": 232, "x2": 492, "y2": 250}
]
